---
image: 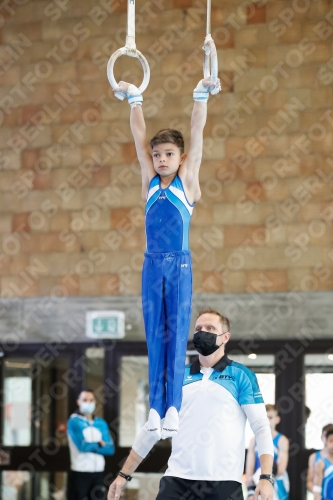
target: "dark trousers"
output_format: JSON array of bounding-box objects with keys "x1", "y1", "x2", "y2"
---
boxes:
[
  {"x1": 156, "y1": 477, "x2": 244, "y2": 500},
  {"x1": 67, "y1": 471, "x2": 106, "y2": 500}
]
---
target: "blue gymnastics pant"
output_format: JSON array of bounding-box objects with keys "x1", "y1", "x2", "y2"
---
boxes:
[{"x1": 142, "y1": 250, "x2": 192, "y2": 418}]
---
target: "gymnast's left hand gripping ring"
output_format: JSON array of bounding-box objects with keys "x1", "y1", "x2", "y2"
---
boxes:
[{"x1": 107, "y1": 47, "x2": 150, "y2": 100}]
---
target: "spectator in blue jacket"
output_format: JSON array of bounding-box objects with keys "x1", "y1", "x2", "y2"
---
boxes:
[{"x1": 67, "y1": 388, "x2": 115, "y2": 500}]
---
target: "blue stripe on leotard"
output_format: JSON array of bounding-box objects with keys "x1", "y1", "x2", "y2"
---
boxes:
[
  {"x1": 145, "y1": 175, "x2": 194, "y2": 252},
  {"x1": 255, "y1": 433, "x2": 289, "y2": 500},
  {"x1": 322, "y1": 457, "x2": 333, "y2": 500}
]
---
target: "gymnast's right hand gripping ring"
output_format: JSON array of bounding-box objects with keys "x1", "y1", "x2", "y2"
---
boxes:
[{"x1": 107, "y1": 46, "x2": 150, "y2": 100}]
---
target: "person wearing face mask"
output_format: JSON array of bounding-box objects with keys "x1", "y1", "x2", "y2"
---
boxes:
[
  {"x1": 108, "y1": 308, "x2": 274, "y2": 500},
  {"x1": 67, "y1": 389, "x2": 115, "y2": 500}
]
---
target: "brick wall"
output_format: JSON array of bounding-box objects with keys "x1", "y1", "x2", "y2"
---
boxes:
[{"x1": 0, "y1": 0, "x2": 333, "y2": 298}]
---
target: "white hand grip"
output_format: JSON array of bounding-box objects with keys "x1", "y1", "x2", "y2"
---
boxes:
[{"x1": 107, "y1": 46, "x2": 150, "y2": 95}]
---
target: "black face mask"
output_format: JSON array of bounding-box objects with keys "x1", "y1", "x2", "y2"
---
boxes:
[{"x1": 193, "y1": 330, "x2": 225, "y2": 357}]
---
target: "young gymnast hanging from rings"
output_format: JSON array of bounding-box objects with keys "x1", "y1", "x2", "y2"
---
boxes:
[{"x1": 112, "y1": 76, "x2": 221, "y2": 440}]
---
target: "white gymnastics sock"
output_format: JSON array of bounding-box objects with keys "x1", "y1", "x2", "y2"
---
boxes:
[
  {"x1": 146, "y1": 408, "x2": 161, "y2": 440},
  {"x1": 161, "y1": 406, "x2": 179, "y2": 439}
]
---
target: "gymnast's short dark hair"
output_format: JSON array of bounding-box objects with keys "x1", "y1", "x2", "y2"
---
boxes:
[
  {"x1": 322, "y1": 423, "x2": 333, "y2": 435},
  {"x1": 150, "y1": 129, "x2": 184, "y2": 154},
  {"x1": 325, "y1": 428, "x2": 333, "y2": 440},
  {"x1": 265, "y1": 404, "x2": 279, "y2": 414},
  {"x1": 77, "y1": 388, "x2": 95, "y2": 398}
]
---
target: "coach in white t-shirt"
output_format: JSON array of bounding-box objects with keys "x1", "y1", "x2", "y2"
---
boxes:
[{"x1": 108, "y1": 308, "x2": 275, "y2": 500}]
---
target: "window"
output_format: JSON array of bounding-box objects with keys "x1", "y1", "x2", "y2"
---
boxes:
[
  {"x1": 85, "y1": 347, "x2": 105, "y2": 419},
  {"x1": 119, "y1": 356, "x2": 149, "y2": 447},
  {"x1": 305, "y1": 354, "x2": 333, "y2": 449}
]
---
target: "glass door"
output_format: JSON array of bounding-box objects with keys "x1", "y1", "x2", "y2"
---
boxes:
[
  {"x1": 0, "y1": 343, "x2": 110, "y2": 500},
  {"x1": 304, "y1": 354, "x2": 333, "y2": 500},
  {"x1": 2, "y1": 355, "x2": 69, "y2": 448},
  {"x1": 0, "y1": 350, "x2": 71, "y2": 500},
  {"x1": 305, "y1": 354, "x2": 333, "y2": 449},
  {"x1": 3, "y1": 359, "x2": 33, "y2": 447}
]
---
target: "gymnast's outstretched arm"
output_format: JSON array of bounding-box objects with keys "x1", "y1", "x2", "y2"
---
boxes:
[
  {"x1": 113, "y1": 80, "x2": 155, "y2": 200},
  {"x1": 313, "y1": 460, "x2": 324, "y2": 500},
  {"x1": 178, "y1": 76, "x2": 220, "y2": 205},
  {"x1": 130, "y1": 105, "x2": 156, "y2": 200}
]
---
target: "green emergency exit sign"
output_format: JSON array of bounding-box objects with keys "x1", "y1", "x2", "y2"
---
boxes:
[
  {"x1": 86, "y1": 311, "x2": 125, "y2": 339},
  {"x1": 92, "y1": 317, "x2": 118, "y2": 334}
]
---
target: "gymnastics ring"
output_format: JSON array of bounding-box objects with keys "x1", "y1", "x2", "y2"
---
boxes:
[
  {"x1": 107, "y1": 0, "x2": 150, "y2": 99},
  {"x1": 107, "y1": 46, "x2": 150, "y2": 98},
  {"x1": 203, "y1": 34, "x2": 218, "y2": 84}
]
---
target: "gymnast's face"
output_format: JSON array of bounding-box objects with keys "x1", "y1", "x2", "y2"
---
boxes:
[
  {"x1": 152, "y1": 142, "x2": 185, "y2": 177},
  {"x1": 325, "y1": 434, "x2": 333, "y2": 456},
  {"x1": 266, "y1": 409, "x2": 280, "y2": 432}
]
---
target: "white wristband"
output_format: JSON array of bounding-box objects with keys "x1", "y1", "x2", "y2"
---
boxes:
[
  {"x1": 193, "y1": 79, "x2": 209, "y2": 102},
  {"x1": 313, "y1": 486, "x2": 322, "y2": 493},
  {"x1": 127, "y1": 84, "x2": 143, "y2": 107}
]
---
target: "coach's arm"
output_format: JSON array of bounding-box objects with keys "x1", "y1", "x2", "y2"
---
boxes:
[{"x1": 108, "y1": 423, "x2": 159, "y2": 500}]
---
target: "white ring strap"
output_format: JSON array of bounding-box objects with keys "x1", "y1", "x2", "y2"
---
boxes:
[
  {"x1": 203, "y1": 0, "x2": 218, "y2": 84},
  {"x1": 203, "y1": 35, "x2": 218, "y2": 84},
  {"x1": 206, "y1": 0, "x2": 211, "y2": 37},
  {"x1": 107, "y1": 0, "x2": 150, "y2": 95}
]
